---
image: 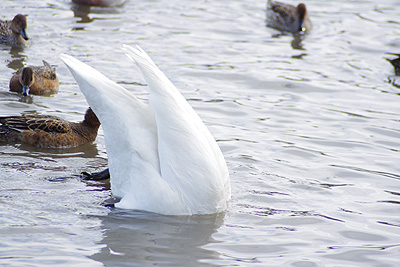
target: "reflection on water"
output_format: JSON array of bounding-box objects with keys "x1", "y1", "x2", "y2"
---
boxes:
[
  {"x1": 70, "y1": 2, "x2": 125, "y2": 30},
  {"x1": 89, "y1": 210, "x2": 225, "y2": 266},
  {"x1": 291, "y1": 33, "x2": 306, "y2": 50},
  {"x1": 71, "y1": 4, "x2": 94, "y2": 25},
  {"x1": 17, "y1": 94, "x2": 34, "y2": 104},
  {"x1": 269, "y1": 32, "x2": 306, "y2": 50},
  {"x1": 0, "y1": 140, "x2": 100, "y2": 161},
  {"x1": 7, "y1": 47, "x2": 27, "y2": 71}
]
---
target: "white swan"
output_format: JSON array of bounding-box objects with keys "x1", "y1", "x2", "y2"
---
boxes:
[{"x1": 60, "y1": 45, "x2": 231, "y2": 215}]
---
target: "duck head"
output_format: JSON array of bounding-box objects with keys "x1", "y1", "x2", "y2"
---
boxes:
[
  {"x1": 20, "y1": 67, "x2": 34, "y2": 96},
  {"x1": 11, "y1": 14, "x2": 29, "y2": 41},
  {"x1": 295, "y1": 3, "x2": 308, "y2": 32},
  {"x1": 83, "y1": 107, "x2": 101, "y2": 129}
]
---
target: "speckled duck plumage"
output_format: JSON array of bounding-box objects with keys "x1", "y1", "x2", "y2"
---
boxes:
[
  {"x1": 266, "y1": 0, "x2": 312, "y2": 33},
  {"x1": 0, "y1": 108, "x2": 100, "y2": 148},
  {"x1": 9, "y1": 60, "x2": 59, "y2": 96},
  {"x1": 0, "y1": 14, "x2": 29, "y2": 47}
]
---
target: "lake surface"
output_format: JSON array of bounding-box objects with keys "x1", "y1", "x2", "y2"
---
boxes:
[{"x1": 1, "y1": 0, "x2": 400, "y2": 266}]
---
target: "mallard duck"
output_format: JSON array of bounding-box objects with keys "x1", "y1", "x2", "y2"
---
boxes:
[
  {"x1": 266, "y1": 0, "x2": 312, "y2": 33},
  {"x1": 0, "y1": 14, "x2": 29, "y2": 47},
  {"x1": 60, "y1": 45, "x2": 231, "y2": 215},
  {"x1": 9, "y1": 60, "x2": 59, "y2": 96},
  {"x1": 0, "y1": 108, "x2": 100, "y2": 148}
]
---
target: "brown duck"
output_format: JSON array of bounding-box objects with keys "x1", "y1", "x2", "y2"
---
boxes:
[
  {"x1": 0, "y1": 108, "x2": 100, "y2": 148},
  {"x1": 72, "y1": 0, "x2": 126, "y2": 7},
  {"x1": 0, "y1": 14, "x2": 29, "y2": 47},
  {"x1": 9, "y1": 60, "x2": 59, "y2": 96},
  {"x1": 266, "y1": 0, "x2": 312, "y2": 33}
]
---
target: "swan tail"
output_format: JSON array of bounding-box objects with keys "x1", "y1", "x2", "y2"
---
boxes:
[{"x1": 122, "y1": 44, "x2": 177, "y2": 97}]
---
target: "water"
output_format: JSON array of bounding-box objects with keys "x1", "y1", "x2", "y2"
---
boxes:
[{"x1": 1, "y1": 0, "x2": 399, "y2": 266}]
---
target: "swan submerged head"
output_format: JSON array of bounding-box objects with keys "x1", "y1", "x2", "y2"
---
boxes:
[{"x1": 60, "y1": 45, "x2": 231, "y2": 215}]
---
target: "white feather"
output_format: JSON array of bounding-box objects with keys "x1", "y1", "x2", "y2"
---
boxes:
[{"x1": 60, "y1": 45, "x2": 230, "y2": 215}]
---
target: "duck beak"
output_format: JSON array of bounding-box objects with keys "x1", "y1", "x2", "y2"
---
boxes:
[
  {"x1": 298, "y1": 19, "x2": 306, "y2": 32},
  {"x1": 22, "y1": 85, "x2": 30, "y2": 96},
  {"x1": 20, "y1": 28, "x2": 29, "y2": 40}
]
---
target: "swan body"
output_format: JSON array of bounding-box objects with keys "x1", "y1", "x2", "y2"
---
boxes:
[{"x1": 60, "y1": 45, "x2": 230, "y2": 215}]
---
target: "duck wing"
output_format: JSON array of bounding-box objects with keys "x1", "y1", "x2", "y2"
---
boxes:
[{"x1": 0, "y1": 115, "x2": 70, "y2": 134}]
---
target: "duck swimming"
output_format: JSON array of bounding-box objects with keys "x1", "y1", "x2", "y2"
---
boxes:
[
  {"x1": 9, "y1": 61, "x2": 59, "y2": 96},
  {"x1": 0, "y1": 14, "x2": 29, "y2": 47},
  {"x1": 60, "y1": 45, "x2": 231, "y2": 215},
  {"x1": 72, "y1": 0, "x2": 126, "y2": 7},
  {"x1": 266, "y1": 0, "x2": 312, "y2": 33},
  {"x1": 0, "y1": 108, "x2": 100, "y2": 148}
]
